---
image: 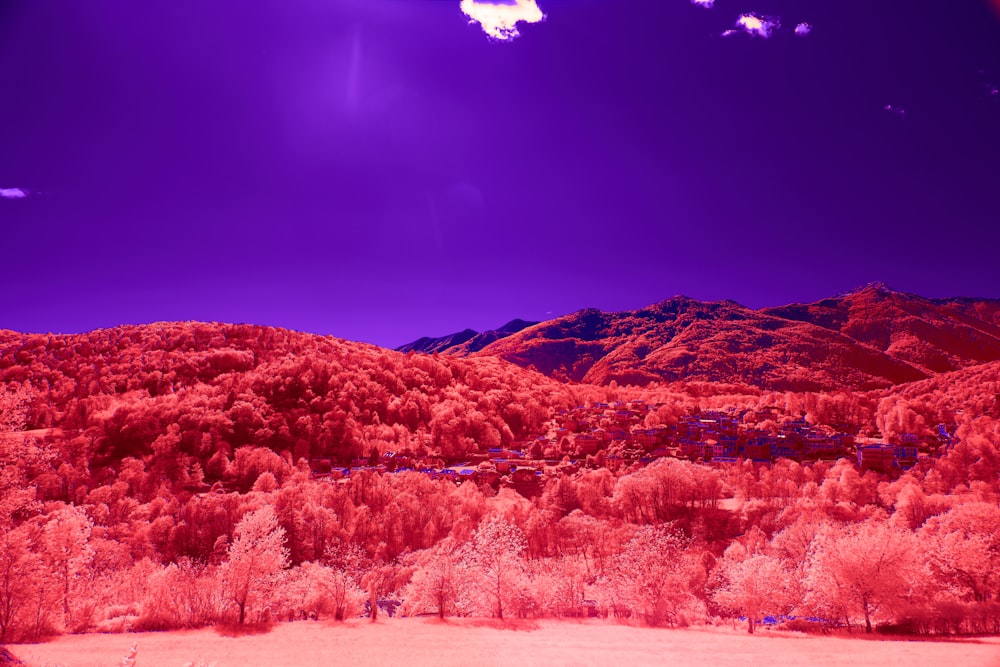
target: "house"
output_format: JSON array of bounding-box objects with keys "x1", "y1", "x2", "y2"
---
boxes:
[
  {"x1": 741, "y1": 441, "x2": 771, "y2": 462},
  {"x1": 894, "y1": 444, "x2": 918, "y2": 469},
  {"x1": 631, "y1": 428, "x2": 665, "y2": 449},
  {"x1": 679, "y1": 439, "x2": 703, "y2": 459},
  {"x1": 508, "y1": 466, "x2": 543, "y2": 498},
  {"x1": 713, "y1": 436, "x2": 738, "y2": 459},
  {"x1": 606, "y1": 426, "x2": 628, "y2": 442},
  {"x1": 857, "y1": 444, "x2": 898, "y2": 473},
  {"x1": 573, "y1": 433, "x2": 602, "y2": 456},
  {"x1": 804, "y1": 434, "x2": 837, "y2": 459}
]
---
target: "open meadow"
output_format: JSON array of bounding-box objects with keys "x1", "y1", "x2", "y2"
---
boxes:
[{"x1": 11, "y1": 619, "x2": 1000, "y2": 667}]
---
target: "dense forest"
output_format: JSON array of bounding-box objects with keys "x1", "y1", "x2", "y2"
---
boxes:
[{"x1": 1, "y1": 321, "x2": 999, "y2": 644}]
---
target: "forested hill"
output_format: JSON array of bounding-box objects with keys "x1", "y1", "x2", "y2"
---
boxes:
[{"x1": 0, "y1": 322, "x2": 577, "y2": 488}]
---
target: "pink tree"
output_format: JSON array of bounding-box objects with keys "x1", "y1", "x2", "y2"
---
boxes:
[
  {"x1": 804, "y1": 519, "x2": 920, "y2": 632},
  {"x1": 711, "y1": 552, "x2": 794, "y2": 633},
  {"x1": 0, "y1": 523, "x2": 44, "y2": 642},
  {"x1": 40, "y1": 505, "x2": 94, "y2": 632},
  {"x1": 219, "y1": 506, "x2": 289, "y2": 624},
  {"x1": 920, "y1": 502, "x2": 1000, "y2": 604},
  {"x1": 402, "y1": 538, "x2": 461, "y2": 619},
  {"x1": 283, "y1": 561, "x2": 365, "y2": 621},
  {"x1": 138, "y1": 559, "x2": 218, "y2": 630},
  {"x1": 321, "y1": 543, "x2": 367, "y2": 621},
  {"x1": 594, "y1": 525, "x2": 704, "y2": 626},
  {"x1": 458, "y1": 515, "x2": 528, "y2": 619}
]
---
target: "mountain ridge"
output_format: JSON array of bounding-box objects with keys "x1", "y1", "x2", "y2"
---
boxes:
[
  {"x1": 395, "y1": 318, "x2": 539, "y2": 355},
  {"x1": 399, "y1": 285, "x2": 1000, "y2": 390}
]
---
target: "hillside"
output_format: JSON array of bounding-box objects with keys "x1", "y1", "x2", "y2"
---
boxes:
[
  {"x1": 0, "y1": 322, "x2": 576, "y2": 486},
  {"x1": 400, "y1": 286, "x2": 1000, "y2": 390},
  {"x1": 2, "y1": 319, "x2": 1000, "y2": 643}
]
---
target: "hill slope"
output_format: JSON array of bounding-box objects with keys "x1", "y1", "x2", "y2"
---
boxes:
[{"x1": 0, "y1": 322, "x2": 576, "y2": 482}]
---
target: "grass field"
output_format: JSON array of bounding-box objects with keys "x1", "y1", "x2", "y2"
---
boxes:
[{"x1": 10, "y1": 618, "x2": 1000, "y2": 667}]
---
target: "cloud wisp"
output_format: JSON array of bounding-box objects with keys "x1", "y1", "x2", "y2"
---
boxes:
[
  {"x1": 794, "y1": 22, "x2": 812, "y2": 36},
  {"x1": 726, "y1": 14, "x2": 779, "y2": 38},
  {"x1": 0, "y1": 188, "x2": 28, "y2": 200},
  {"x1": 691, "y1": 0, "x2": 715, "y2": 8},
  {"x1": 460, "y1": 0, "x2": 545, "y2": 41}
]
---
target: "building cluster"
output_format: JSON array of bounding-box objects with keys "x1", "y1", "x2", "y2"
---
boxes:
[
  {"x1": 309, "y1": 401, "x2": 956, "y2": 495},
  {"x1": 548, "y1": 402, "x2": 947, "y2": 474}
]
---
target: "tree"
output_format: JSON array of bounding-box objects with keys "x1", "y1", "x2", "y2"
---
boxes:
[
  {"x1": 40, "y1": 506, "x2": 94, "y2": 632},
  {"x1": 0, "y1": 524, "x2": 44, "y2": 643},
  {"x1": 530, "y1": 556, "x2": 589, "y2": 618},
  {"x1": 321, "y1": 543, "x2": 367, "y2": 621},
  {"x1": 403, "y1": 539, "x2": 461, "y2": 619},
  {"x1": 920, "y1": 502, "x2": 1000, "y2": 604},
  {"x1": 219, "y1": 506, "x2": 289, "y2": 624},
  {"x1": 0, "y1": 387, "x2": 47, "y2": 524},
  {"x1": 284, "y1": 561, "x2": 364, "y2": 621},
  {"x1": 459, "y1": 515, "x2": 528, "y2": 619},
  {"x1": 711, "y1": 553, "x2": 794, "y2": 633},
  {"x1": 594, "y1": 525, "x2": 704, "y2": 626},
  {"x1": 804, "y1": 519, "x2": 921, "y2": 632},
  {"x1": 138, "y1": 559, "x2": 217, "y2": 630},
  {"x1": 361, "y1": 559, "x2": 401, "y2": 623}
]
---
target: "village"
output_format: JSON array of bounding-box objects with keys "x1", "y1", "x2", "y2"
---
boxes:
[{"x1": 310, "y1": 400, "x2": 955, "y2": 498}]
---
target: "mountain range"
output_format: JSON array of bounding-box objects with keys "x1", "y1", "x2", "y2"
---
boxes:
[{"x1": 398, "y1": 283, "x2": 1000, "y2": 391}]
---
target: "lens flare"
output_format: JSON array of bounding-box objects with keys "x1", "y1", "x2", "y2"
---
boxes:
[{"x1": 460, "y1": 0, "x2": 545, "y2": 41}]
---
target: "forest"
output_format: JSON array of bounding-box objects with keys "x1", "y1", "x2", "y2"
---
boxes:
[{"x1": 1, "y1": 322, "x2": 999, "y2": 644}]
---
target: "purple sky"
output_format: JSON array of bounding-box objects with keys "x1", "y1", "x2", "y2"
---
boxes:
[{"x1": 2, "y1": 0, "x2": 1000, "y2": 348}]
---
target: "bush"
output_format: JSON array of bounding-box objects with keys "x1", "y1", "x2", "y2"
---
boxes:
[{"x1": 779, "y1": 618, "x2": 828, "y2": 634}]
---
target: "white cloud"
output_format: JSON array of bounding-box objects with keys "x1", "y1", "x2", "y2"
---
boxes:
[
  {"x1": 794, "y1": 22, "x2": 812, "y2": 36},
  {"x1": 884, "y1": 104, "x2": 906, "y2": 117},
  {"x1": 691, "y1": 0, "x2": 715, "y2": 8},
  {"x1": 728, "y1": 13, "x2": 779, "y2": 38},
  {"x1": 0, "y1": 188, "x2": 27, "y2": 199},
  {"x1": 460, "y1": 0, "x2": 545, "y2": 41}
]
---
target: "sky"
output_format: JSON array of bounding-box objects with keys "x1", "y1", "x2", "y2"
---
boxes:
[{"x1": 2, "y1": 0, "x2": 1000, "y2": 348}]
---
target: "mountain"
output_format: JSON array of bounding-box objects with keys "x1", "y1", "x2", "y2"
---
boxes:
[
  {"x1": 396, "y1": 328, "x2": 479, "y2": 355},
  {"x1": 396, "y1": 319, "x2": 538, "y2": 355},
  {"x1": 761, "y1": 282, "x2": 1000, "y2": 374},
  {"x1": 403, "y1": 285, "x2": 1000, "y2": 391}
]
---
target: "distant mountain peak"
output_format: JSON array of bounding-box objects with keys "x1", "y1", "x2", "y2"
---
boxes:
[
  {"x1": 497, "y1": 318, "x2": 537, "y2": 333},
  {"x1": 396, "y1": 319, "x2": 537, "y2": 355},
  {"x1": 842, "y1": 281, "x2": 895, "y2": 296}
]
